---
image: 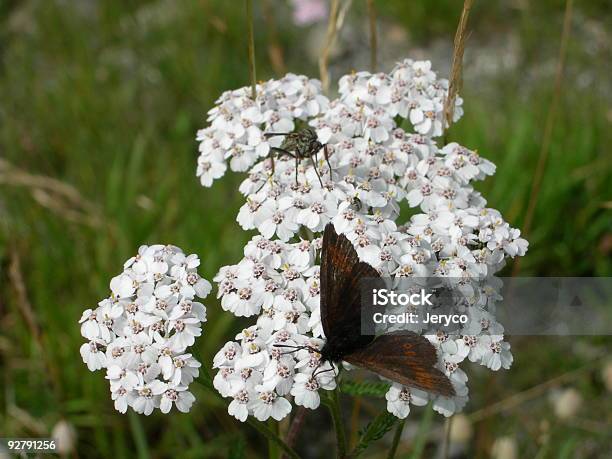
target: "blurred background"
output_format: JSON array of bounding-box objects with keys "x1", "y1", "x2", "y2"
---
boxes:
[{"x1": 0, "y1": 0, "x2": 610, "y2": 457}]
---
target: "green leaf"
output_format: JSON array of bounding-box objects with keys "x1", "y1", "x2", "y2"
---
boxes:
[
  {"x1": 350, "y1": 412, "x2": 397, "y2": 457},
  {"x1": 340, "y1": 380, "x2": 391, "y2": 398}
]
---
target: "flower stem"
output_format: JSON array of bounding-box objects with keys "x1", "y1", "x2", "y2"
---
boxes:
[
  {"x1": 348, "y1": 396, "x2": 362, "y2": 448},
  {"x1": 128, "y1": 411, "x2": 150, "y2": 459},
  {"x1": 367, "y1": 0, "x2": 377, "y2": 72},
  {"x1": 387, "y1": 419, "x2": 405, "y2": 459},
  {"x1": 319, "y1": 0, "x2": 340, "y2": 93},
  {"x1": 245, "y1": 0, "x2": 257, "y2": 99},
  {"x1": 245, "y1": 417, "x2": 301, "y2": 459},
  {"x1": 408, "y1": 405, "x2": 434, "y2": 459},
  {"x1": 284, "y1": 406, "x2": 308, "y2": 452},
  {"x1": 328, "y1": 388, "x2": 347, "y2": 458},
  {"x1": 443, "y1": 0, "x2": 473, "y2": 134},
  {"x1": 442, "y1": 416, "x2": 453, "y2": 459},
  {"x1": 268, "y1": 419, "x2": 280, "y2": 459}
]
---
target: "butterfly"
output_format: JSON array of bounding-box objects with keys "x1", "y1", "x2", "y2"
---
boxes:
[{"x1": 317, "y1": 223, "x2": 455, "y2": 397}]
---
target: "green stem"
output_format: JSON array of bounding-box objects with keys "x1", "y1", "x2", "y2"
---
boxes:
[
  {"x1": 328, "y1": 388, "x2": 347, "y2": 458},
  {"x1": 268, "y1": 419, "x2": 279, "y2": 459},
  {"x1": 245, "y1": 417, "x2": 301, "y2": 459},
  {"x1": 128, "y1": 411, "x2": 150, "y2": 459},
  {"x1": 408, "y1": 404, "x2": 434, "y2": 459},
  {"x1": 442, "y1": 416, "x2": 453, "y2": 459},
  {"x1": 387, "y1": 419, "x2": 405, "y2": 459},
  {"x1": 245, "y1": 0, "x2": 257, "y2": 99}
]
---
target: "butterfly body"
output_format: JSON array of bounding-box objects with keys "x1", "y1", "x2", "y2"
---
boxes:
[
  {"x1": 319, "y1": 224, "x2": 455, "y2": 397},
  {"x1": 319, "y1": 330, "x2": 372, "y2": 364}
]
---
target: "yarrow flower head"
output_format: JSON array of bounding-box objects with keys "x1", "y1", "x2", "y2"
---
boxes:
[
  {"x1": 197, "y1": 58, "x2": 528, "y2": 421},
  {"x1": 79, "y1": 244, "x2": 211, "y2": 415}
]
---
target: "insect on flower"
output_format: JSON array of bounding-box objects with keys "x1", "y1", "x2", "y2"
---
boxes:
[
  {"x1": 276, "y1": 224, "x2": 455, "y2": 397},
  {"x1": 263, "y1": 127, "x2": 332, "y2": 186}
]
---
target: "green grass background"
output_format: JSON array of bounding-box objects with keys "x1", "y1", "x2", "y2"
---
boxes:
[{"x1": 0, "y1": 1, "x2": 610, "y2": 457}]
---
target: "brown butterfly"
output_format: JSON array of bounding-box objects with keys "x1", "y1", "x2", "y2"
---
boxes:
[{"x1": 318, "y1": 223, "x2": 455, "y2": 397}]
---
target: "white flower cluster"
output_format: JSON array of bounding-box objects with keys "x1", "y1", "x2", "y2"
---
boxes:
[
  {"x1": 197, "y1": 60, "x2": 460, "y2": 190},
  {"x1": 196, "y1": 73, "x2": 328, "y2": 187},
  {"x1": 79, "y1": 245, "x2": 211, "y2": 415},
  {"x1": 197, "y1": 58, "x2": 528, "y2": 421},
  {"x1": 211, "y1": 236, "x2": 336, "y2": 421}
]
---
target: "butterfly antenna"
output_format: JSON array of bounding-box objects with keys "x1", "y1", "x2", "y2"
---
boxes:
[
  {"x1": 313, "y1": 366, "x2": 336, "y2": 380},
  {"x1": 273, "y1": 343, "x2": 308, "y2": 355},
  {"x1": 273, "y1": 344, "x2": 301, "y2": 349},
  {"x1": 311, "y1": 360, "x2": 323, "y2": 379}
]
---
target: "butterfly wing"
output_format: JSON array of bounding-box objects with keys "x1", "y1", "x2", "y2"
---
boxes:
[
  {"x1": 344, "y1": 331, "x2": 456, "y2": 397},
  {"x1": 320, "y1": 223, "x2": 361, "y2": 337},
  {"x1": 320, "y1": 225, "x2": 453, "y2": 396},
  {"x1": 320, "y1": 224, "x2": 380, "y2": 355}
]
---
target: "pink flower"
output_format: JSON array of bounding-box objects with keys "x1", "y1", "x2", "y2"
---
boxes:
[{"x1": 291, "y1": 0, "x2": 327, "y2": 26}]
